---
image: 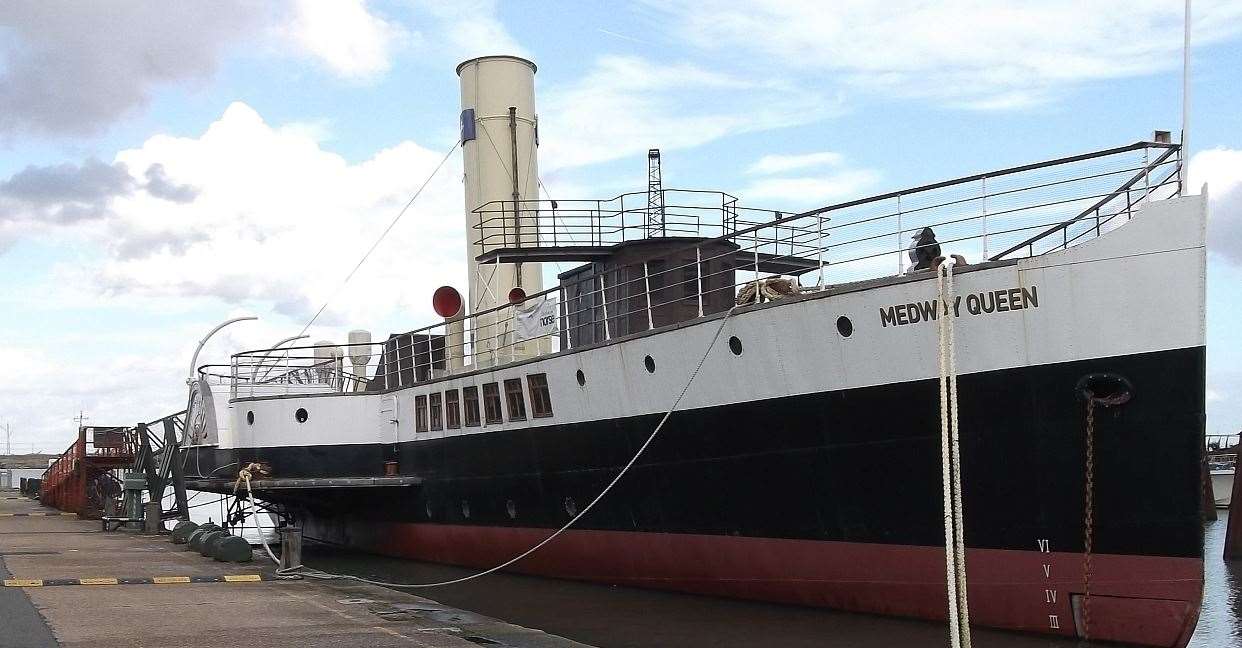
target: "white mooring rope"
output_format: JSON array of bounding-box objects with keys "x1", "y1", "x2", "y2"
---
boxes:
[
  {"x1": 937, "y1": 257, "x2": 971, "y2": 648},
  {"x1": 253, "y1": 305, "x2": 740, "y2": 588},
  {"x1": 236, "y1": 463, "x2": 284, "y2": 567}
]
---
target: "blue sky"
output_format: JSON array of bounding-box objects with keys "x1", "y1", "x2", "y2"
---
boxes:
[{"x1": 1, "y1": 1, "x2": 1241, "y2": 450}]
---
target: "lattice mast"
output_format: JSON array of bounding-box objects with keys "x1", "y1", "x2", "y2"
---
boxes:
[{"x1": 646, "y1": 148, "x2": 665, "y2": 237}]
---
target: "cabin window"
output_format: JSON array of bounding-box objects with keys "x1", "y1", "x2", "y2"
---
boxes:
[
  {"x1": 504, "y1": 378, "x2": 527, "y2": 421},
  {"x1": 463, "y1": 385, "x2": 481, "y2": 427},
  {"x1": 415, "y1": 395, "x2": 428, "y2": 433},
  {"x1": 527, "y1": 373, "x2": 553, "y2": 418},
  {"x1": 445, "y1": 389, "x2": 461, "y2": 429},
  {"x1": 482, "y1": 382, "x2": 503, "y2": 424},
  {"x1": 429, "y1": 392, "x2": 443, "y2": 431}
]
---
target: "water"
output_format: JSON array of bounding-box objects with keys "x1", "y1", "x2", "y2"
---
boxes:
[
  {"x1": 1192, "y1": 510, "x2": 1242, "y2": 647},
  {"x1": 300, "y1": 514, "x2": 1241, "y2": 647}
]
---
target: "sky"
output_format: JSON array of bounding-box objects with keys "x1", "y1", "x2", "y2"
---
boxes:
[{"x1": 1, "y1": 0, "x2": 1241, "y2": 452}]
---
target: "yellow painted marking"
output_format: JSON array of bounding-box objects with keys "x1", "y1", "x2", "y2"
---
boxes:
[
  {"x1": 223, "y1": 574, "x2": 262, "y2": 582},
  {"x1": 59, "y1": 512, "x2": 76, "y2": 516},
  {"x1": 79, "y1": 578, "x2": 119, "y2": 585},
  {"x1": 0, "y1": 513, "x2": 13, "y2": 517},
  {"x1": 4, "y1": 579, "x2": 43, "y2": 587},
  {"x1": 152, "y1": 576, "x2": 191, "y2": 584}
]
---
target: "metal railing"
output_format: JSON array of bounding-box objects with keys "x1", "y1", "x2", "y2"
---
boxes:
[
  {"x1": 230, "y1": 141, "x2": 1182, "y2": 399},
  {"x1": 40, "y1": 426, "x2": 139, "y2": 515},
  {"x1": 473, "y1": 189, "x2": 744, "y2": 252}
]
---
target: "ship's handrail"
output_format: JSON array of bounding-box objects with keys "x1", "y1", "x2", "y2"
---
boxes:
[
  {"x1": 473, "y1": 189, "x2": 751, "y2": 252},
  {"x1": 230, "y1": 140, "x2": 1182, "y2": 399},
  {"x1": 990, "y1": 144, "x2": 1181, "y2": 260}
]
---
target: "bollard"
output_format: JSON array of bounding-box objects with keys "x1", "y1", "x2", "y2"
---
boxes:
[
  {"x1": 144, "y1": 501, "x2": 162, "y2": 533},
  {"x1": 279, "y1": 526, "x2": 303, "y2": 571}
]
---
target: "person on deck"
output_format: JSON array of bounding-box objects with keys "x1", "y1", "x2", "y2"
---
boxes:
[{"x1": 908, "y1": 227, "x2": 941, "y2": 271}]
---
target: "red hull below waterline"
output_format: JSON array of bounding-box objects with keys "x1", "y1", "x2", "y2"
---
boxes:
[{"x1": 321, "y1": 523, "x2": 1203, "y2": 647}]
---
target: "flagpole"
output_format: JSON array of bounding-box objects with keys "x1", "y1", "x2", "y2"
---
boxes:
[{"x1": 1181, "y1": 0, "x2": 1191, "y2": 193}]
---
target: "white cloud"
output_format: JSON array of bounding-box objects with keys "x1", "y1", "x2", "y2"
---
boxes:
[
  {"x1": 0, "y1": 2, "x2": 262, "y2": 137},
  {"x1": 748, "y1": 152, "x2": 844, "y2": 175},
  {"x1": 0, "y1": 102, "x2": 477, "y2": 445},
  {"x1": 421, "y1": 0, "x2": 527, "y2": 61},
  {"x1": 742, "y1": 169, "x2": 880, "y2": 205},
  {"x1": 1191, "y1": 147, "x2": 1242, "y2": 266},
  {"x1": 281, "y1": 0, "x2": 406, "y2": 79},
  {"x1": 540, "y1": 56, "x2": 836, "y2": 172},
  {"x1": 0, "y1": 1, "x2": 413, "y2": 138},
  {"x1": 91, "y1": 103, "x2": 467, "y2": 328},
  {"x1": 650, "y1": 0, "x2": 1242, "y2": 109},
  {"x1": 739, "y1": 149, "x2": 879, "y2": 206},
  {"x1": 1192, "y1": 147, "x2": 1242, "y2": 196}
]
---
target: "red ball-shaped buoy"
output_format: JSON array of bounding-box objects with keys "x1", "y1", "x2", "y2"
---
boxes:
[{"x1": 508, "y1": 287, "x2": 527, "y2": 304}]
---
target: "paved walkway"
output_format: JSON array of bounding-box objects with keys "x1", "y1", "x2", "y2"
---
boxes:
[{"x1": 0, "y1": 490, "x2": 591, "y2": 648}]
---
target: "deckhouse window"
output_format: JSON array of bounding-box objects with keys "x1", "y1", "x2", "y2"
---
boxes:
[
  {"x1": 482, "y1": 382, "x2": 503, "y2": 424},
  {"x1": 445, "y1": 389, "x2": 461, "y2": 429},
  {"x1": 504, "y1": 378, "x2": 527, "y2": 421},
  {"x1": 463, "y1": 386, "x2": 481, "y2": 427},
  {"x1": 429, "y1": 392, "x2": 443, "y2": 431},
  {"x1": 527, "y1": 373, "x2": 553, "y2": 418},
  {"x1": 415, "y1": 395, "x2": 428, "y2": 433}
]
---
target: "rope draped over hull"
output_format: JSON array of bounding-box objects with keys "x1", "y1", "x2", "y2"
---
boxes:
[{"x1": 937, "y1": 257, "x2": 972, "y2": 648}]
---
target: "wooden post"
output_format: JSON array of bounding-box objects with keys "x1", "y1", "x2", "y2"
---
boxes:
[
  {"x1": 143, "y1": 501, "x2": 162, "y2": 534},
  {"x1": 280, "y1": 526, "x2": 303, "y2": 571}
]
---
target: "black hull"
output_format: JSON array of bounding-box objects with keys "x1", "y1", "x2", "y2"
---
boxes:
[{"x1": 192, "y1": 345, "x2": 1206, "y2": 559}]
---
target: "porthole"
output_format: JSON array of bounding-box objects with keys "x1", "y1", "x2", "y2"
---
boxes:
[
  {"x1": 461, "y1": 500, "x2": 471, "y2": 519},
  {"x1": 836, "y1": 316, "x2": 854, "y2": 338},
  {"x1": 506, "y1": 499, "x2": 517, "y2": 519},
  {"x1": 644, "y1": 355, "x2": 656, "y2": 373},
  {"x1": 294, "y1": 408, "x2": 308, "y2": 423},
  {"x1": 246, "y1": 411, "x2": 254, "y2": 425},
  {"x1": 576, "y1": 369, "x2": 586, "y2": 387},
  {"x1": 728, "y1": 336, "x2": 743, "y2": 355},
  {"x1": 563, "y1": 496, "x2": 578, "y2": 517}
]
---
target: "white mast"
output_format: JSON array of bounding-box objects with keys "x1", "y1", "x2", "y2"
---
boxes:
[{"x1": 1181, "y1": 0, "x2": 1191, "y2": 193}]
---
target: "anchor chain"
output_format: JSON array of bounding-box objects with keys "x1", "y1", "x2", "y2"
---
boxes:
[{"x1": 1082, "y1": 396, "x2": 1096, "y2": 641}]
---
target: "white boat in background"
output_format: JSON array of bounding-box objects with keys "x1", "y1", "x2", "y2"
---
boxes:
[
  {"x1": 1206, "y1": 435, "x2": 1238, "y2": 509},
  {"x1": 1211, "y1": 467, "x2": 1235, "y2": 509}
]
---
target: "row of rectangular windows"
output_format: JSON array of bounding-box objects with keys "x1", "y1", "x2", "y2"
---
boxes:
[{"x1": 414, "y1": 373, "x2": 552, "y2": 432}]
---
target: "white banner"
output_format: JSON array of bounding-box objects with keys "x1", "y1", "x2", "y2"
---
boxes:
[{"x1": 514, "y1": 297, "x2": 558, "y2": 341}]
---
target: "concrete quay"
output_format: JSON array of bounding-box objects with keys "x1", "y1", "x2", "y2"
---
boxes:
[{"x1": 0, "y1": 490, "x2": 592, "y2": 648}]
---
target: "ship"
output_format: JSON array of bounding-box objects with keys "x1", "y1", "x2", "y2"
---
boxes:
[{"x1": 182, "y1": 56, "x2": 1206, "y2": 646}]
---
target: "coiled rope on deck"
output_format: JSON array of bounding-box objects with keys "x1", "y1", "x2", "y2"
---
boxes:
[
  {"x1": 937, "y1": 257, "x2": 972, "y2": 648},
  {"x1": 259, "y1": 305, "x2": 740, "y2": 588}
]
